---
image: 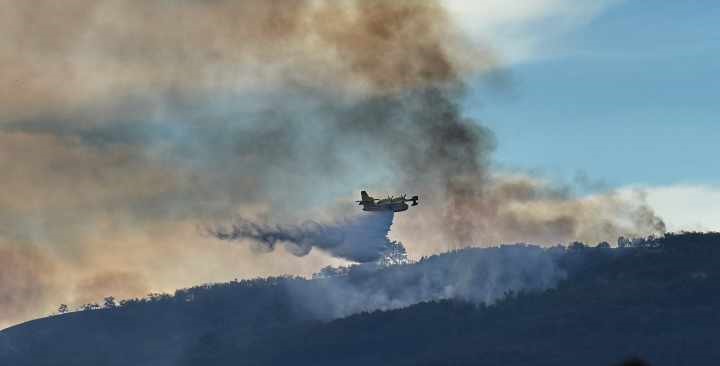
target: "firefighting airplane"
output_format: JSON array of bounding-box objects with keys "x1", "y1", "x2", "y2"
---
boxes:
[{"x1": 356, "y1": 191, "x2": 419, "y2": 212}]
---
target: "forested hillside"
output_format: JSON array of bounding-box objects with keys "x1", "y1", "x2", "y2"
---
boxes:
[{"x1": 2, "y1": 232, "x2": 719, "y2": 366}]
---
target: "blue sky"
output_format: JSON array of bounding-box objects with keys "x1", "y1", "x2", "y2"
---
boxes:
[{"x1": 464, "y1": 1, "x2": 719, "y2": 188}]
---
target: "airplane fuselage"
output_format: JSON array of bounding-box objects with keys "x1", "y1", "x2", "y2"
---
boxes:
[
  {"x1": 357, "y1": 190, "x2": 418, "y2": 213},
  {"x1": 361, "y1": 202, "x2": 409, "y2": 212}
]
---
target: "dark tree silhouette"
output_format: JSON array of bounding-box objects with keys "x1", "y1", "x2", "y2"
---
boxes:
[
  {"x1": 80, "y1": 303, "x2": 99, "y2": 312},
  {"x1": 103, "y1": 297, "x2": 116, "y2": 309}
]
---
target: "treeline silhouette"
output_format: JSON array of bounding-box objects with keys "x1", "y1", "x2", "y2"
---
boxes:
[
  {"x1": 58, "y1": 232, "x2": 718, "y2": 316},
  {"x1": 2, "y1": 232, "x2": 719, "y2": 366}
]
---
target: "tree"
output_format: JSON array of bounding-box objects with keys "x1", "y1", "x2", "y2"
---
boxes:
[
  {"x1": 103, "y1": 297, "x2": 117, "y2": 309},
  {"x1": 57, "y1": 304, "x2": 69, "y2": 314},
  {"x1": 80, "y1": 303, "x2": 100, "y2": 311},
  {"x1": 617, "y1": 236, "x2": 631, "y2": 248},
  {"x1": 313, "y1": 265, "x2": 352, "y2": 279},
  {"x1": 378, "y1": 241, "x2": 409, "y2": 266},
  {"x1": 147, "y1": 293, "x2": 172, "y2": 303}
]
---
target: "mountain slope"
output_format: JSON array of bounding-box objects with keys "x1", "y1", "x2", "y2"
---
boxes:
[{"x1": 2, "y1": 233, "x2": 719, "y2": 366}]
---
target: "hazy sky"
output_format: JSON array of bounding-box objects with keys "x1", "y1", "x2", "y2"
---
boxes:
[{"x1": 463, "y1": 1, "x2": 720, "y2": 230}]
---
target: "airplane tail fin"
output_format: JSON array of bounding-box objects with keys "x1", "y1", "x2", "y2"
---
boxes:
[
  {"x1": 361, "y1": 190, "x2": 371, "y2": 202},
  {"x1": 410, "y1": 195, "x2": 419, "y2": 206}
]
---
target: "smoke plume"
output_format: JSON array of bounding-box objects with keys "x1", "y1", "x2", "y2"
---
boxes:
[
  {"x1": 285, "y1": 245, "x2": 564, "y2": 320},
  {"x1": 211, "y1": 212, "x2": 404, "y2": 263},
  {"x1": 0, "y1": 0, "x2": 666, "y2": 328},
  {"x1": 0, "y1": 244, "x2": 60, "y2": 330}
]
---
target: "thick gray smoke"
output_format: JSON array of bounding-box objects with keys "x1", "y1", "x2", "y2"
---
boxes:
[
  {"x1": 211, "y1": 212, "x2": 404, "y2": 263},
  {"x1": 328, "y1": 87, "x2": 496, "y2": 247},
  {"x1": 284, "y1": 245, "x2": 564, "y2": 320},
  {"x1": 0, "y1": 0, "x2": 668, "y2": 328}
]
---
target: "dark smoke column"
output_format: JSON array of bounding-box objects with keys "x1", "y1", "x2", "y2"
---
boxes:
[{"x1": 335, "y1": 86, "x2": 496, "y2": 248}]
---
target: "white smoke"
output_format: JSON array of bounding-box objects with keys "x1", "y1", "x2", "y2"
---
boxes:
[
  {"x1": 210, "y1": 202, "x2": 564, "y2": 320},
  {"x1": 211, "y1": 211, "x2": 404, "y2": 263},
  {"x1": 284, "y1": 245, "x2": 564, "y2": 320}
]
